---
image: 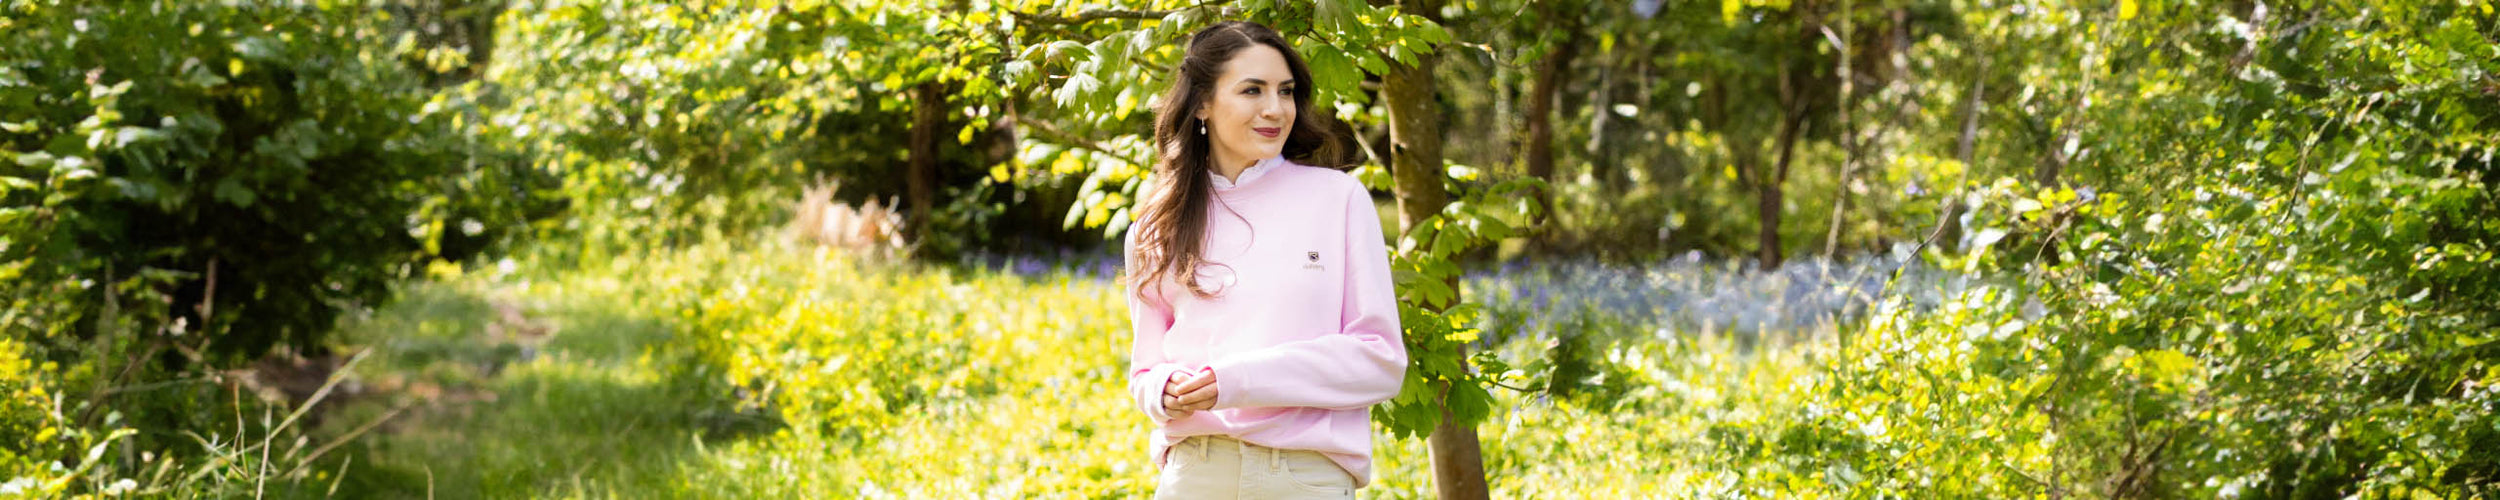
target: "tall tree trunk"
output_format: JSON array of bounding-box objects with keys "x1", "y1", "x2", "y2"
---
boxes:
[
  {"x1": 1386, "y1": 37, "x2": 1449, "y2": 231},
  {"x1": 1523, "y1": 24, "x2": 1583, "y2": 231},
  {"x1": 907, "y1": 81, "x2": 946, "y2": 239},
  {"x1": 1383, "y1": 1, "x2": 1487, "y2": 498},
  {"x1": 1758, "y1": 66, "x2": 1808, "y2": 269},
  {"x1": 1823, "y1": 0, "x2": 1853, "y2": 259},
  {"x1": 1582, "y1": 46, "x2": 1621, "y2": 193},
  {"x1": 1489, "y1": 30, "x2": 1516, "y2": 170},
  {"x1": 1941, "y1": 57, "x2": 1986, "y2": 252},
  {"x1": 1759, "y1": 117, "x2": 1797, "y2": 269},
  {"x1": 1427, "y1": 391, "x2": 1486, "y2": 500}
]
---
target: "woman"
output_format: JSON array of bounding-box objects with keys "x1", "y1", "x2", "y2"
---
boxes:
[{"x1": 1122, "y1": 21, "x2": 1408, "y2": 499}]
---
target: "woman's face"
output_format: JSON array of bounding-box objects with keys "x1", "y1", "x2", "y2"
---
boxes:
[{"x1": 1194, "y1": 44, "x2": 1297, "y2": 170}]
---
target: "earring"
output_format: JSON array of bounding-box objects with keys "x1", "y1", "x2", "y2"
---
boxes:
[{"x1": 1198, "y1": 122, "x2": 1206, "y2": 135}]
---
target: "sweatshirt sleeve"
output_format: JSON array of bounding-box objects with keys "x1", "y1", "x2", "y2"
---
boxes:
[
  {"x1": 1208, "y1": 186, "x2": 1408, "y2": 411},
  {"x1": 1123, "y1": 227, "x2": 1185, "y2": 422}
]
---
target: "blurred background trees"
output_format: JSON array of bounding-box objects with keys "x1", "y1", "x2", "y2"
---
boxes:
[{"x1": 2, "y1": 0, "x2": 2493, "y2": 497}]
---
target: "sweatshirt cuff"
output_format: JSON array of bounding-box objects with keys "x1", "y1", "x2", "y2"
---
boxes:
[
  {"x1": 1208, "y1": 359, "x2": 1247, "y2": 410},
  {"x1": 1134, "y1": 364, "x2": 1184, "y2": 422}
]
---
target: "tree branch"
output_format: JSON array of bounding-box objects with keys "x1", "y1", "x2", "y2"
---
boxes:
[
  {"x1": 1010, "y1": 3, "x2": 1239, "y2": 27},
  {"x1": 1482, "y1": 378, "x2": 1537, "y2": 393},
  {"x1": 1015, "y1": 9, "x2": 1172, "y2": 26},
  {"x1": 1013, "y1": 115, "x2": 1147, "y2": 167}
]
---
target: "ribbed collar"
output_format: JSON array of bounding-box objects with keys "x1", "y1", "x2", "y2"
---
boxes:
[{"x1": 1209, "y1": 155, "x2": 1287, "y2": 191}]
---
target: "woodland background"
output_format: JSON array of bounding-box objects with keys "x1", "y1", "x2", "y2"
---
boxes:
[{"x1": 2, "y1": 0, "x2": 2496, "y2": 498}]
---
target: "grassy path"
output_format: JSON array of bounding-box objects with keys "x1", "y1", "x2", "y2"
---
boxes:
[
  {"x1": 296, "y1": 244, "x2": 1799, "y2": 498},
  {"x1": 300, "y1": 269, "x2": 740, "y2": 498}
]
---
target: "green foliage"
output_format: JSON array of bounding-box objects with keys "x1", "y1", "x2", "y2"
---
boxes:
[
  {"x1": 480, "y1": 0, "x2": 1083, "y2": 260},
  {"x1": 1770, "y1": 1, "x2": 2500, "y2": 497},
  {"x1": 0, "y1": 0, "x2": 495, "y2": 361},
  {"x1": 0, "y1": 0, "x2": 534, "y2": 495},
  {"x1": 304, "y1": 239, "x2": 1827, "y2": 498},
  {"x1": 483, "y1": 0, "x2": 850, "y2": 254},
  {"x1": 1010, "y1": 0, "x2": 1450, "y2": 241},
  {"x1": 0, "y1": 0, "x2": 2490, "y2": 497},
  {"x1": 1375, "y1": 177, "x2": 1544, "y2": 439},
  {"x1": 576, "y1": 240, "x2": 1150, "y2": 496}
]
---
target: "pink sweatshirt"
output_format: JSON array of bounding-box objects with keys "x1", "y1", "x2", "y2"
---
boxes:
[{"x1": 1123, "y1": 155, "x2": 1408, "y2": 488}]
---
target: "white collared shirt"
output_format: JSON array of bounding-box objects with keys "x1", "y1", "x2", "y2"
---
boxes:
[{"x1": 1209, "y1": 155, "x2": 1285, "y2": 191}]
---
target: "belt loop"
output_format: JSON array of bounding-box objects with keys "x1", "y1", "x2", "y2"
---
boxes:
[
  {"x1": 1194, "y1": 436, "x2": 1209, "y2": 461},
  {"x1": 1268, "y1": 443, "x2": 1284, "y2": 471}
]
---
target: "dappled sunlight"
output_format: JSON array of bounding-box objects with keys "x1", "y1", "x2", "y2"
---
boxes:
[{"x1": 4, "y1": 0, "x2": 2491, "y2": 498}]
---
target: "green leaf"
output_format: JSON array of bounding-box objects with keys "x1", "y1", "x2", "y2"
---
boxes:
[
  {"x1": 1387, "y1": 43, "x2": 1415, "y2": 67},
  {"x1": 1970, "y1": 228, "x2": 2009, "y2": 248},
  {"x1": 1400, "y1": 223, "x2": 1437, "y2": 254},
  {"x1": 1417, "y1": 24, "x2": 1452, "y2": 45},
  {"x1": 1446, "y1": 379, "x2": 1494, "y2": 425},
  {"x1": 1043, "y1": 40, "x2": 1090, "y2": 62},
  {"x1": 1304, "y1": 43, "x2": 1360, "y2": 99},
  {"x1": 2012, "y1": 197, "x2": 2044, "y2": 215},
  {"x1": 1475, "y1": 213, "x2": 1512, "y2": 240},
  {"x1": 1053, "y1": 72, "x2": 1098, "y2": 108},
  {"x1": 1314, "y1": 0, "x2": 1362, "y2": 32},
  {"x1": 1431, "y1": 225, "x2": 1467, "y2": 256},
  {"x1": 113, "y1": 126, "x2": 166, "y2": 149},
  {"x1": 2130, "y1": 349, "x2": 2199, "y2": 392},
  {"x1": 212, "y1": 178, "x2": 255, "y2": 207},
  {"x1": 1351, "y1": 49, "x2": 1387, "y2": 75},
  {"x1": 14, "y1": 151, "x2": 54, "y2": 169}
]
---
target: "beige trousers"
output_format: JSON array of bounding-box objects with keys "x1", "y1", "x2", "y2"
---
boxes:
[{"x1": 1153, "y1": 435, "x2": 1357, "y2": 499}]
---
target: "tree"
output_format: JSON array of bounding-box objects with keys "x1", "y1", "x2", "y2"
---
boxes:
[
  {"x1": 1517, "y1": 1, "x2": 1587, "y2": 233},
  {"x1": 1679, "y1": 0, "x2": 1844, "y2": 268},
  {"x1": 0, "y1": 1, "x2": 536, "y2": 492},
  {"x1": 0, "y1": 0, "x2": 509, "y2": 365},
  {"x1": 1372, "y1": 1, "x2": 1495, "y2": 497}
]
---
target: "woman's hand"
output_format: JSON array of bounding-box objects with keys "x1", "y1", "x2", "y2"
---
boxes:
[{"x1": 1161, "y1": 368, "x2": 1219, "y2": 418}]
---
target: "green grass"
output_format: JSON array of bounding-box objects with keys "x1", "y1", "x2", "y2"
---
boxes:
[
  {"x1": 287, "y1": 265, "x2": 742, "y2": 499},
  {"x1": 290, "y1": 241, "x2": 1820, "y2": 498}
]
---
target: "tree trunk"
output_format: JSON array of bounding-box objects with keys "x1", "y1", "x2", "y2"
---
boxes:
[
  {"x1": 1383, "y1": 1, "x2": 1488, "y2": 498},
  {"x1": 1758, "y1": 66, "x2": 1808, "y2": 269},
  {"x1": 1523, "y1": 25, "x2": 1583, "y2": 230},
  {"x1": 1823, "y1": 0, "x2": 1853, "y2": 259},
  {"x1": 907, "y1": 81, "x2": 945, "y2": 239},
  {"x1": 1718, "y1": 77, "x2": 1767, "y2": 263},
  {"x1": 1428, "y1": 396, "x2": 1487, "y2": 499},
  {"x1": 1582, "y1": 46, "x2": 1621, "y2": 193},
  {"x1": 1941, "y1": 57, "x2": 1986, "y2": 252},
  {"x1": 1759, "y1": 120, "x2": 1795, "y2": 269},
  {"x1": 1385, "y1": 34, "x2": 1448, "y2": 231}
]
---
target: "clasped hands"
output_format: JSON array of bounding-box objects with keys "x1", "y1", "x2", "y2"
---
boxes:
[{"x1": 1161, "y1": 368, "x2": 1219, "y2": 419}]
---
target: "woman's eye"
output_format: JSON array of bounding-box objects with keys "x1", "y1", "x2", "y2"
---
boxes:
[
  {"x1": 1243, "y1": 88, "x2": 1261, "y2": 96},
  {"x1": 1280, "y1": 87, "x2": 1296, "y2": 96}
]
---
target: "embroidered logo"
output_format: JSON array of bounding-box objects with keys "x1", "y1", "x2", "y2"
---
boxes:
[{"x1": 1303, "y1": 251, "x2": 1324, "y2": 271}]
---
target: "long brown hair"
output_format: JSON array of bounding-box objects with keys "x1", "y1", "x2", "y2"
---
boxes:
[{"x1": 1131, "y1": 21, "x2": 1346, "y2": 300}]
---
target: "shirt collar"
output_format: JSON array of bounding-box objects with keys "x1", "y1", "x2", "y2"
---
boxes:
[{"x1": 1210, "y1": 155, "x2": 1285, "y2": 191}]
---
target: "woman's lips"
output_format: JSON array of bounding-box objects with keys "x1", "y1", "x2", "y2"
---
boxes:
[{"x1": 1253, "y1": 127, "x2": 1281, "y2": 138}]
